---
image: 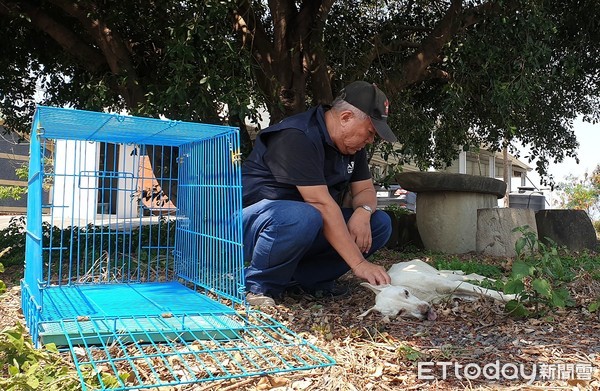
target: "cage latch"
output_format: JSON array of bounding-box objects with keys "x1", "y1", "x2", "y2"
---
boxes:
[{"x1": 231, "y1": 151, "x2": 242, "y2": 163}]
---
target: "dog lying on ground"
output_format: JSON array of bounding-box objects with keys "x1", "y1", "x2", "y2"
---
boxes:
[{"x1": 359, "y1": 259, "x2": 516, "y2": 321}]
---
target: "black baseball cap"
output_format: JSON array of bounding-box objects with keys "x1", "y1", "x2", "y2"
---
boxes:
[{"x1": 337, "y1": 81, "x2": 397, "y2": 143}]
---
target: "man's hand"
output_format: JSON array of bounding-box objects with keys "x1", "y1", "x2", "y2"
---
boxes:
[
  {"x1": 347, "y1": 210, "x2": 372, "y2": 253},
  {"x1": 351, "y1": 260, "x2": 391, "y2": 285}
]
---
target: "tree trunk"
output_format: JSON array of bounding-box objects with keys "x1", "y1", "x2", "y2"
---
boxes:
[{"x1": 235, "y1": 0, "x2": 335, "y2": 122}]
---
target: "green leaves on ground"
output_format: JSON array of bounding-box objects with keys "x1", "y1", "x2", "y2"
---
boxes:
[
  {"x1": 0, "y1": 323, "x2": 128, "y2": 390},
  {"x1": 502, "y1": 226, "x2": 579, "y2": 318}
]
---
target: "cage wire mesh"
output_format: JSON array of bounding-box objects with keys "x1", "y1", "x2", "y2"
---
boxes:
[{"x1": 21, "y1": 106, "x2": 334, "y2": 390}]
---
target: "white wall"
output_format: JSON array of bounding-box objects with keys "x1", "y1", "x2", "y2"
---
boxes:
[{"x1": 52, "y1": 140, "x2": 99, "y2": 223}]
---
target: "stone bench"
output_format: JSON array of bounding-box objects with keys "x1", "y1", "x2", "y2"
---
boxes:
[{"x1": 395, "y1": 172, "x2": 507, "y2": 254}]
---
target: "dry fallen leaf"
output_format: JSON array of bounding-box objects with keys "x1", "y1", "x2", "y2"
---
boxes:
[
  {"x1": 3, "y1": 250, "x2": 600, "y2": 391},
  {"x1": 371, "y1": 364, "x2": 384, "y2": 378},
  {"x1": 291, "y1": 379, "x2": 312, "y2": 390}
]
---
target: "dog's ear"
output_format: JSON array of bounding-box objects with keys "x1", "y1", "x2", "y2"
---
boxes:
[{"x1": 360, "y1": 282, "x2": 390, "y2": 294}]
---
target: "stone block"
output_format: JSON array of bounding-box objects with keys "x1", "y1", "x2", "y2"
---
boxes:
[
  {"x1": 535, "y1": 209, "x2": 598, "y2": 251},
  {"x1": 476, "y1": 208, "x2": 538, "y2": 257}
]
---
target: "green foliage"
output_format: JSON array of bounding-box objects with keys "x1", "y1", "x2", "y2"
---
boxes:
[
  {"x1": 432, "y1": 257, "x2": 503, "y2": 279},
  {"x1": 0, "y1": 263, "x2": 5, "y2": 296},
  {"x1": 383, "y1": 203, "x2": 412, "y2": 218},
  {"x1": 14, "y1": 165, "x2": 28, "y2": 180},
  {"x1": 0, "y1": 186, "x2": 26, "y2": 201},
  {"x1": 556, "y1": 166, "x2": 600, "y2": 217},
  {"x1": 0, "y1": 1, "x2": 260, "y2": 142},
  {"x1": 0, "y1": 165, "x2": 29, "y2": 201},
  {"x1": 396, "y1": 344, "x2": 422, "y2": 362},
  {"x1": 502, "y1": 226, "x2": 577, "y2": 318},
  {"x1": 594, "y1": 220, "x2": 600, "y2": 236},
  {"x1": 0, "y1": 325, "x2": 73, "y2": 390},
  {"x1": 0, "y1": 217, "x2": 27, "y2": 268},
  {"x1": 0, "y1": 235, "x2": 72, "y2": 390},
  {"x1": 0, "y1": 252, "x2": 5, "y2": 296},
  {"x1": 0, "y1": 323, "x2": 129, "y2": 390}
]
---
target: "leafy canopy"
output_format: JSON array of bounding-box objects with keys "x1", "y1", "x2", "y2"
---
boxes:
[{"x1": 0, "y1": 0, "x2": 598, "y2": 181}]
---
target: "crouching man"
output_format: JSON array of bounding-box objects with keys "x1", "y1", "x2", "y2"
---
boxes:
[{"x1": 242, "y1": 81, "x2": 396, "y2": 306}]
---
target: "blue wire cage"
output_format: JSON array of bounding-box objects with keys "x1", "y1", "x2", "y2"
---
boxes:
[{"x1": 21, "y1": 106, "x2": 334, "y2": 390}]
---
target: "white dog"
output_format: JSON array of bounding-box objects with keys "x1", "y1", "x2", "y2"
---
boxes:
[{"x1": 359, "y1": 259, "x2": 516, "y2": 320}]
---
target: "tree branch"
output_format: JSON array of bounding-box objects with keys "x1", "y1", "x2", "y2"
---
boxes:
[
  {"x1": 352, "y1": 35, "x2": 422, "y2": 81},
  {"x1": 3, "y1": 0, "x2": 106, "y2": 72},
  {"x1": 386, "y1": 0, "x2": 464, "y2": 94},
  {"x1": 382, "y1": 0, "x2": 510, "y2": 93},
  {"x1": 48, "y1": 0, "x2": 145, "y2": 107},
  {"x1": 234, "y1": 0, "x2": 273, "y2": 60}
]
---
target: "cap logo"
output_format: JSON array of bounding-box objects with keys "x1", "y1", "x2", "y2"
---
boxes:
[{"x1": 383, "y1": 99, "x2": 389, "y2": 118}]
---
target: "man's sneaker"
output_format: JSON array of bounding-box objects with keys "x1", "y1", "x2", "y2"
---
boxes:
[{"x1": 246, "y1": 292, "x2": 276, "y2": 307}]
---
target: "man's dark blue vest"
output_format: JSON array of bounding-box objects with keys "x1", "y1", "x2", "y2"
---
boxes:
[{"x1": 242, "y1": 106, "x2": 358, "y2": 207}]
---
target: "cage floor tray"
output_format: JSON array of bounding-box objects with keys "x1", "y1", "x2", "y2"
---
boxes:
[{"x1": 39, "y1": 282, "x2": 241, "y2": 346}]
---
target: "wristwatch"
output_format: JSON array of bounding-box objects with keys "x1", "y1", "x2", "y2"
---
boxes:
[{"x1": 358, "y1": 205, "x2": 373, "y2": 214}]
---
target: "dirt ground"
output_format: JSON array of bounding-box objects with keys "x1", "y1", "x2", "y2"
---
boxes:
[{"x1": 2, "y1": 249, "x2": 599, "y2": 390}]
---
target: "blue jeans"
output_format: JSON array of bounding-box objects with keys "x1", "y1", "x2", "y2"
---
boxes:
[{"x1": 243, "y1": 199, "x2": 392, "y2": 297}]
